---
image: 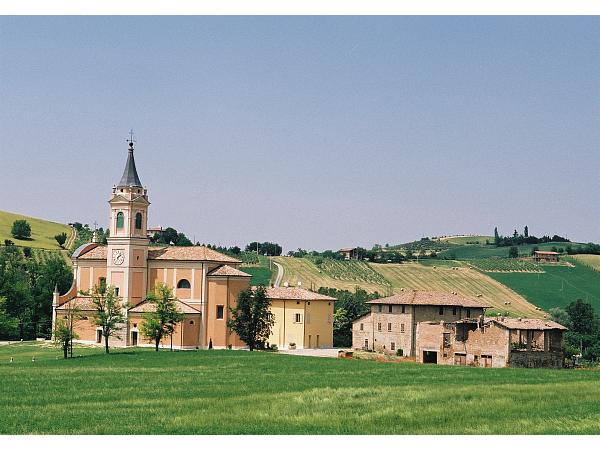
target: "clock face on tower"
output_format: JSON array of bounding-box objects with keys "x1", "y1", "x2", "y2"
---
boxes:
[{"x1": 112, "y1": 249, "x2": 125, "y2": 265}]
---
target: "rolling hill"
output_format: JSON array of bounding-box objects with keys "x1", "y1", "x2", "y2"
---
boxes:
[
  {"x1": 273, "y1": 256, "x2": 544, "y2": 317},
  {"x1": 0, "y1": 210, "x2": 74, "y2": 251}
]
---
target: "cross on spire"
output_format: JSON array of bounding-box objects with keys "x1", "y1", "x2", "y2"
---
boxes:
[{"x1": 126, "y1": 129, "x2": 136, "y2": 147}]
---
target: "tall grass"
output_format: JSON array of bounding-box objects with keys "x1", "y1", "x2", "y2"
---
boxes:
[{"x1": 0, "y1": 343, "x2": 599, "y2": 434}]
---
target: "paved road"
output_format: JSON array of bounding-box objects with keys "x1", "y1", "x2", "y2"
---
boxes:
[{"x1": 273, "y1": 260, "x2": 284, "y2": 287}]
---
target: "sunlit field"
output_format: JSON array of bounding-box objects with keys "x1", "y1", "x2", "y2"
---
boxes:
[{"x1": 1, "y1": 342, "x2": 599, "y2": 434}]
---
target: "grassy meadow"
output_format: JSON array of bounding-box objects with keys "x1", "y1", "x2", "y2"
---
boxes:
[
  {"x1": 571, "y1": 254, "x2": 600, "y2": 272},
  {"x1": 1, "y1": 342, "x2": 599, "y2": 434},
  {"x1": 437, "y1": 242, "x2": 575, "y2": 260},
  {"x1": 488, "y1": 259, "x2": 600, "y2": 313},
  {"x1": 0, "y1": 209, "x2": 74, "y2": 251}
]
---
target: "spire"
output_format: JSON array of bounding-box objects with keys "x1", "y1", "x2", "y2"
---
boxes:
[{"x1": 117, "y1": 136, "x2": 143, "y2": 188}]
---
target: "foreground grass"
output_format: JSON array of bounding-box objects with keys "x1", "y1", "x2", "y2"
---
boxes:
[{"x1": 0, "y1": 343, "x2": 599, "y2": 434}]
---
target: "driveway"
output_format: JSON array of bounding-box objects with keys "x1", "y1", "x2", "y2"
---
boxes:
[
  {"x1": 278, "y1": 348, "x2": 344, "y2": 358},
  {"x1": 273, "y1": 260, "x2": 284, "y2": 287}
]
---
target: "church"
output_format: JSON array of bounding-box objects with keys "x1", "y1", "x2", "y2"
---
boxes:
[{"x1": 52, "y1": 140, "x2": 335, "y2": 350}]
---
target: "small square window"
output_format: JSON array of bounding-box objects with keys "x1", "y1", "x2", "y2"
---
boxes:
[
  {"x1": 295, "y1": 313, "x2": 302, "y2": 323},
  {"x1": 401, "y1": 323, "x2": 405, "y2": 333},
  {"x1": 466, "y1": 308, "x2": 471, "y2": 318},
  {"x1": 387, "y1": 323, "x2": 392, "y2": 332},
  {"x1": 388, "y1": 305, "x2": 393, "y2": 313},
  {"x1": 439, "y1": 306, "x2": 444, "y2": 315},
  {"x1": 378, "y1": 305, "x2": 382, "y2": 313},
  {"x1": 401, "y1": 305, "x2": 406, "y2": 314},
  {"x1": 391, "y1": 342, "x2": 396, "y2": 351},
  {"x1": 377, "y1": 323, "x2": 382, "y2": 332},
  {"x1": 360, "y1": 323, "x2": 363, "y2": 331},
  {"x1": 216, "y1": 305, "x2": 224, "y2": 320},
  {"x1": 452, "y1": 307, "x2": 457, "y2": 316}
]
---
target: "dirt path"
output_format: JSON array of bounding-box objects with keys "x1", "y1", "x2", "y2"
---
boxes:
[{"x1": 273, "y1": 260, "x2": 284, "y2": 287}]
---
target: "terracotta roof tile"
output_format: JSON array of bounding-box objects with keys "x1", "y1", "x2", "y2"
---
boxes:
[
  {"x1": 129, "y1": 299, "x2": 201, "y2": 314},
  {"x1": 147, "y1": 246, "x2": 241, "y2": 263},
  {"x1": 367, "y1": 291, "x2": 490, "y2": 308},
  {"x1": 258, "y1": 287, "x2": 336, "y2": 301},
  {"x1": 207, "y1": 265, "x2": 251, "y2": 277},
  {"x1": 77, "y1": 245, "x2": 107, "y2": 260},
  {"x1": 488, "y1": 317, "x2": 567, "y2": 330},
  {"x1": 76, "y1": 245, "x2": 241, "y2": 263},
  {"x1": 56, "y1": 296, "x2": 97, "y2": 311}
]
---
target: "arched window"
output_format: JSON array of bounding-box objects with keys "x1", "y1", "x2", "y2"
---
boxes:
[
  {"x1": 116, "y1": 212, "x2": 124, "y2": 229},
  {"x1": 135, "y1": 212, "x2": 143, "y2": 230},
  {"x1": 177, "y1": 279, "x2": 191, "y2": 289}
]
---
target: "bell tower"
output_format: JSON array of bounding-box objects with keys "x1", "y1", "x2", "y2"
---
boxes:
[{"x1": 106, "y1": 136, "x2": 150, "y2": 318}]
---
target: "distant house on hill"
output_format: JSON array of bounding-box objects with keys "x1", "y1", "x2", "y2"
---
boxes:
[
  {"x1": 416, "y1": 317, "x2": 566, "y2": 368},
  {"x1": 146, "y1": 226, "x2": 164, "y2": 238},
  {"x1": 533, "y1": 251, "x2": 560, "y2": 263},
  {"x1": 339, "y1": 247, "x2": 357, "y2": 260}
]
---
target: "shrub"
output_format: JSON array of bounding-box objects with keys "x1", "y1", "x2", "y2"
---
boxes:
[
  {"x1": 11, "y1": 220, "x2": 31, "y2": 240},
  {"x1": 55, "y1": 232, "x2": 68, "y2": 248},
  {"x1": 4, "y1": 240, "x2": 14, "y2": 246},
  {"x1": 396, "y1": 349, "x2": 403, "y2": 357},
  {"x1": 23, "y1": 247, "x2": 32, "y2": 258}
]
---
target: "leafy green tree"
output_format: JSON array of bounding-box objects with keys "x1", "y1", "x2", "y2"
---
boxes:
[
  {"x1": 508, "y1": 246, "x2": 519, "y2": 258},
  {"x1": 55, "y1": 232, "x2": 68, "y2": 248},
  {"x1": 90, "y1": 285, "x2": 126, "y2": 354},
  {"x1": 228, "y1": 286, "x2": 274, "y2": 351},
  {"x1": 53, "y1": 301, "x2": 80, "y2": 359},
  {"x1": 549, "y1": 307, "x2": 572, "y2": 328},
  {"x1": 0, "y1": 296, "x2": 19, "y2": 338},
  {"x1": 566, "y1": 299, "x2": 597, "y2": 336},
  {"x1": 140, "y1": 283, "x2": 184, "y2": 351},
  {"x1": 11, "y1": 220, "x2": 31, "y2": 240},
  {"x1": 494, "y1": 227, "x2": 500, "y2": 245},
  {"x1": 524, "y1": 226, "x2": 529, "y2": 238}
]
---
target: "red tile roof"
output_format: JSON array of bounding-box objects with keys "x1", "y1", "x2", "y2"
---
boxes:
[
  {"x1": 367, "y1": 291, "x2": 490, "y2": 308},
  {"x1": 207, "y1": 265, "x2": 251, "y2": 277},
  {"x1": 77, "y1": 245, "x2": 240, "y2": 263},
  {"x1": 56, "y1": 296, "x2": 97, "y2": 311},
  {"x1": 488, "y1": 317, "x2": 567, "y2": 330},
  {"x1": 258, "y1": 287, "x2": 336, "y2": 301},
  {"x1": 129, "y1": 299, "x2": 201, "y2": 314}
]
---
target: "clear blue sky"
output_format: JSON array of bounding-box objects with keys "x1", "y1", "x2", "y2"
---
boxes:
[{"x1": 1, "y1": 16, "x2": 599, "y2": 251}]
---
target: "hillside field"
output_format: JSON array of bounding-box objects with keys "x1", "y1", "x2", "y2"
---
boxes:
[
  {"x1": 488, "y1": 258, "x2": 600, "y2": 314},
  {"x1": 571, "y1": 254, "x2": 600, "y2": 272},
  {"x1": 1, "y1": 342, "x2": 599, "y2": 434},
  {"x1": 371, "y1": 262, "x2": 542, "y2": 317},
  {"x1": 0, "y1": 210, "x2": 73, "y2": 251},
  {"x1": 437, "y1": 242, "x2": 575, "y2": 260},
  {"x1": 273, "y1": 257, "x2": 542, "y2": 317}
]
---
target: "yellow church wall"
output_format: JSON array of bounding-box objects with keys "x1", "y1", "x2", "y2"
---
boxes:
[
  {"x1": 283, "y1": 300, "x2": 306, "y2": 349},
  {"x1": 129, "y1": 313, "x2": 201, "y2": 348},
  {"x1": 79, "y1": 267, "x2": 90, "y2": 292},
  {"x1": 132, "y1": 249, "x2": 145, "y2": 267},
  {"x1": 226, "y1": 278, "x2": 250, "y2": 348},
  {"x1": 193, "y1": 268, "x2": 203, "y2": 299},
  {"x1": 304, "y1": 300, "x2": 334, "y2": 349},
  {"x1": 174, "y1": 268, "x2": 192, "y2": 300},
  {"x1": 148, "y1": 268, "x2": 161, "y2": 292},
  {"x1": 131, "y1": 271, "x2": 144, "y2": 306},
  {"x1": 205, "y1": 277, "x2": 249, "y2": 348},
  {"x1": 56, "y1": 311, "x2": 98, "y2": 342},
  {"x1": 92, "y1": 267, "x2": 106, "y2": 290},
  {"x1": 166, "y1": 268, "x2": 174, "y2": 288},
  {"x1": 268, "y1": 299, "x2": 285, "y2": 348}
]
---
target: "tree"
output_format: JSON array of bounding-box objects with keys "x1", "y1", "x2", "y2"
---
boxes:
[
  {"x1": 0, "y1": 296, "x2": 18, "y2": 338},
  {"x1": 508, "y1": 246, "x2": 519, "y2": 258},
  {"x1": 11, "y1": 220, "x2": 31, "y2": 240},
  {"x1": 90, "y1": 285, "x2": 126, "y2": 354},
  {"x1": 53, "y1": 301, "x2": 80, "y2": 359},
  {"x1": 524, "y1": 226, "x2": 529, "y2": 238},
  {"x1": 493, "y1": 227, "x2": 500, "y2": 245},
  {"x1": 140, "y1": 283, "x2": 184, "y2": 351},
  {"x1": 55, "y1": 232, "x2": 68, "y2": 248},
  {"x1": 228, "y1": 286, "x2": 274, "y2": 351},
  {"x1": 566, "y1": 299, "x2": 597, "y2": 336}
]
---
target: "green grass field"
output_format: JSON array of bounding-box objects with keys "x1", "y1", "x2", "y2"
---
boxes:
[
  {"x1": 0, "y1": 210, "x2": 73, "y2": 251},
  {"x1": 1, "y1": 342, "x2": 600, "y2": 434},
  {"x1": 468, "y1": 258, "x2": 543, "y2": 273},
  {"x1": 438, "y1": 235, "x2": 493, "y2": 245},
  {"x1": 488, "y1": 259, "x2": 600, "y2": 313}
]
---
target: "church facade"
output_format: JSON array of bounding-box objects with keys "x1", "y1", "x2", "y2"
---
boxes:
[{"x1": 53, "y1": 141, "x2": 334, "y2": 350}]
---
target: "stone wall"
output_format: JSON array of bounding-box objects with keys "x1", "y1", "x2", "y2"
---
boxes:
[{"x1": 508, "y1": 350, "x2": 564, "y2": 368}]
